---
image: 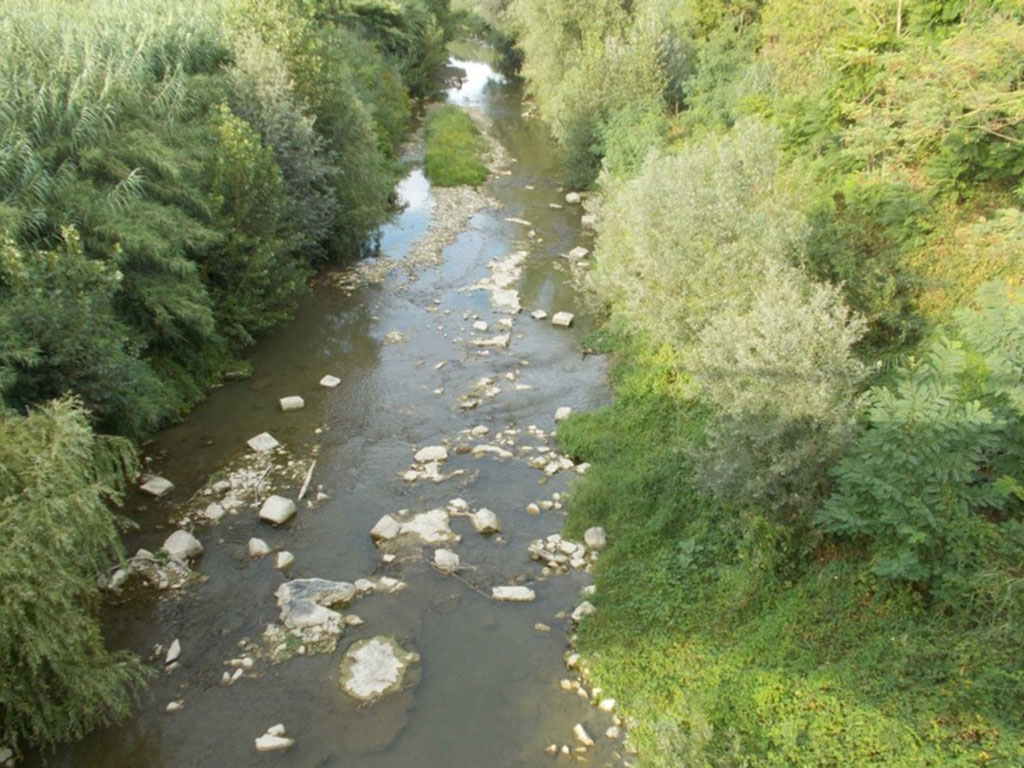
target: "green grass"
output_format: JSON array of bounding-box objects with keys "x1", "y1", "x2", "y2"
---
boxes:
[
  {"x1": 557, "y1": 335, "x2": 1024, "y2": 767},
  {"x1": 424, "y1": 105, "x2": 489, "y2": 187}
]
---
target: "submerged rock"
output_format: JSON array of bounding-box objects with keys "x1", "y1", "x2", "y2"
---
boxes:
[
  {"x1": 247, "y1": 432, "x2": 280, "y2": 452},
  {"x1": 338, "y1": 636, "x2": 419, "y2": 701}
]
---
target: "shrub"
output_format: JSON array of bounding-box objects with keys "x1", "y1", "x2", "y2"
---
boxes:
[
  {"x1": 820, "y1": 282, "x2": 1024, "y2": 599},
  {"x1": 0, "y1": 397, "x2": 147, "y2": 755},
  {"x1": 590, "y1": 118, "x2": 807, "y2": 348},
  {"x1": 693, "y1": 266, "x2": 867, "y2": 518}
]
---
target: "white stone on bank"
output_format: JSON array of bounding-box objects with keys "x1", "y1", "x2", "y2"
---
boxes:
[
  {"x1": 584, "y1": 527, "x2": 607, "y2": 550},
  {"x1": 555, "y1": 406, "x2": 572, "y2": 422}
]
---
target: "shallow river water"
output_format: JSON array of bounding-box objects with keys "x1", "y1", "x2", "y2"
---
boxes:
[{"x1": 34, "y1": 60, "x2": 624, "y2": 767}]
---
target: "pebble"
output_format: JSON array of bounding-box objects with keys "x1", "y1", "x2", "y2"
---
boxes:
[
  {"x1": 254, "y1": 734, "x2": 294, "y2": 753},
  {"x1": 165, "y1": 639, "x2": 181, "y2": 666},
  {"x1": 165, "y1": 700, "x2": 184, "y2": 713}
]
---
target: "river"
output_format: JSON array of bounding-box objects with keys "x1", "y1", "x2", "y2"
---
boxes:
[{"x1": 32, "y1": 58, "x2": 625, "y2": 767}]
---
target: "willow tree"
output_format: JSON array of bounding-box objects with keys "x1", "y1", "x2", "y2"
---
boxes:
[{"x1": 0, "y1": 398, "x2": 146, "y2": 755}]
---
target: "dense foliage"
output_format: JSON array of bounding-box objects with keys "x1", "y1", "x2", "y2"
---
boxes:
[
  {"x1": 0, "y1": 0, "x2": 452, "y2": 436},
  {"x1": 471, "y1": 0, "x2": 1024, "y2": 763},
  {"x1": 0, "y1": 0, "x2": 452, "y2": 754},
  {"x1": 0, "y1": 398, "x2": 146, "y2": 755}
]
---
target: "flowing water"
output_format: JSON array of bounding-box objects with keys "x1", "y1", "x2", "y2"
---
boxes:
[{"x1": 33, "y1": 60, "x2": 624, "y2": 767}]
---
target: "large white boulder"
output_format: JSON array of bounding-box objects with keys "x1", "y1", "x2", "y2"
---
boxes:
[
  {"x1": 555, "y1": 406, "x2": 572, "y2": 422},
  {"x1": 259, "y1": 495, "x2": 296, "y2": 525},
  {"x1": 551, "y1": 312, "x2": 575, "y2": 327},
  {"x1": 161, "y1": 530, "x2": 203, "y2": 562},
  {"x1": 565, "y1": 191, "x2": 582, "y2": 205},
  {"x1": 338, "y1": 636, "x2": 419, "y2": 701}
]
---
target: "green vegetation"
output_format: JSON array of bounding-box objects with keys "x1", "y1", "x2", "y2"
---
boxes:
[
  {"x1": 424, "y1": 105, "x2": 489, "y2": 186},
  {"x1": 0, "y1": 398, "x2": 146, "y2": 753},
  {"x1": 0, "y1": 0, "x2": 453, "y2": 755},
  {"x1": 454, "y1": 0, "x2": 1024, "y2": 763}
]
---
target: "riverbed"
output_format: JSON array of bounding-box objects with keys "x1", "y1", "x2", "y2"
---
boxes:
[{"x1": 32, "y1": 59, "x2": 625, "y2": 767}]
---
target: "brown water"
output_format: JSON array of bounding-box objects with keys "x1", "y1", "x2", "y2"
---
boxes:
[{"x1": 32, "y1": 60, "x2": 624, "y2": 767}]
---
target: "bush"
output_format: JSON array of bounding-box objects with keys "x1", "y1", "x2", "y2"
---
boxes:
[
  {"x1": 0, "y1": 397, "x2": 147, "y2": 755},
  {"x1": 820, "y1": 282, "x2": 1024, "y2": 600},
  {"x1": 590, "y1": 119, "x2": 807, "y2": 348},
  {"x1": 424, "y1": 105, "x2": 489, "y2": 186},
  {"x1": 693, "y1": 266, "x2": 867, "y2": 519}
]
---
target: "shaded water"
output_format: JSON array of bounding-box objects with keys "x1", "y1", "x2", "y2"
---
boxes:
[{"x1": 34, "y1": 61, "x2": 623, "y2": 767}]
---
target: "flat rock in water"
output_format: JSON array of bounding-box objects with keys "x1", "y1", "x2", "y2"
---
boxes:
[
  {"x1": 414, "y1": 445, "x2": 448, "y2": 463},
  {"x1": 259, "y1": 495, "x2": 296, "y2": 525},
  {"x1": 492, "y1": 586, "x2": 536, "y2": 602},
  {"x1": 339, "y1": 636, "x2": 419, "y2": 701},
  {"x1": 371, "y1": 514, "x2": 402, "y2": 542},
  {"x1": 470, "y1": 332, "x2": 511, "y2": 348},
  {"x1": 471, "y1": 508, "x2": 501, "y2": 534},
  {"x1": 581, "y1": 213, "x2": 597, "y2": 229},
  {"x1": 551, "y1": 312, "x2": 575, "y2": 327},
  {"x1": 530, "y1": 309, "x2": 548, "y2": 320},
  {"x1": 320, "y1": 374, "x2": 341, "y2": 388},
  {"x1": 279, "y1": 396, "x2": 305, "y2": 412},
  {"x1": 165, "y1": 638, "x2": 181, "y2": 665},
  {"x1": 247, "y1": 432, "x2": 280, "y2": 452},
  {"x1": 565, "y1": 191, "x2": 582, "y2": 205},
  {"x1": 140, "y1": 476, "x2": 174, "y2": 498},
  {"x1": 401, "y1": 508, "x2": 456, "y2": 545},
  {"x1": 276, "y1": 578, "x2": 355, "y2": 630},
  {"x1": 202, "y1": 502, "x2": 225, "y2": 522},
  {"x1": 255, "y1": 734, "x2": 294, "y2": 753},
  {"x1": 472, "y1": 320, "x2": 489, "y2": 332},
  {"x1": 162, "y1": 530, "x2": 203, "y2": 562}
]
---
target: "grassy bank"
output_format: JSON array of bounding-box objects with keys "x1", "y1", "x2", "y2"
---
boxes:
[
  {"x1": 558, "y1": 336, "x2": 1024, "y2": 766},
  {"x1": 424, "y1": 105, "x2": 489, "y2": 186}
]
